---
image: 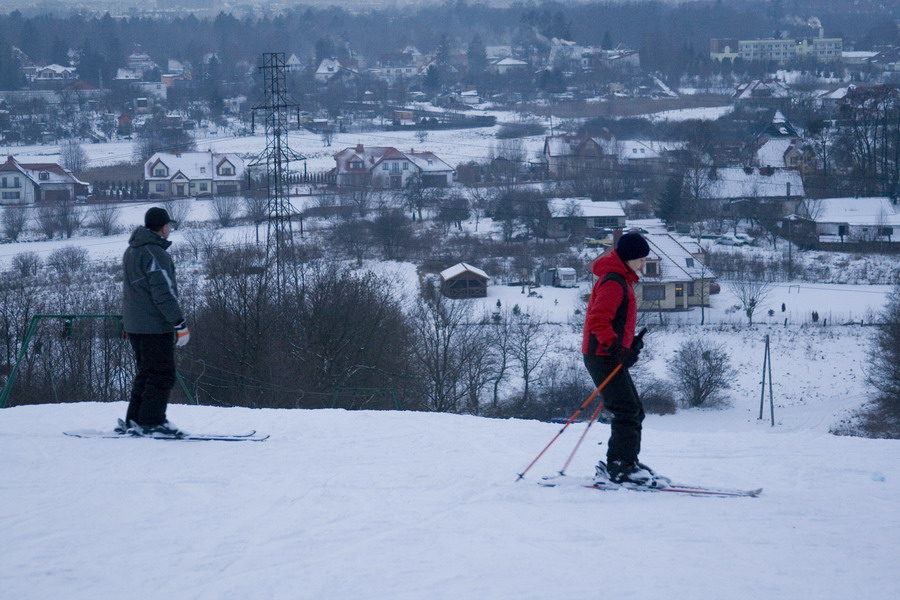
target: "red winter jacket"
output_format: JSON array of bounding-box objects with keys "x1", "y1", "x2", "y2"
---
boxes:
[{"x1": 581, "y1": 250, "x2": 639, "y2": 356}]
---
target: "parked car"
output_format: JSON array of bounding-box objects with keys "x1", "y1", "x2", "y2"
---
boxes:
[
  {"x1": 734, "y1": 233, "x2": 756, "y2": 245},
  {"x1": 715, "y1": 234, "x2": 744, "y2": 246}
]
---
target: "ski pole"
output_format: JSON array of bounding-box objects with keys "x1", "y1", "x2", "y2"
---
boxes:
[
  {"x1": 515, "y1": 363, "x2": 622, "y2": 481},
  {"x1": 556, "y1": 328, "x2": 647, "y2": 476}
]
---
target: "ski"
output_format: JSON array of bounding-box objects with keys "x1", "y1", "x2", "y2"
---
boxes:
[
  {"x1": 63, "y1": 430, "x2": 268, "y2": 442},
  {"x1": 539, "y1": 475, "x2": 761, "y2": 498}
]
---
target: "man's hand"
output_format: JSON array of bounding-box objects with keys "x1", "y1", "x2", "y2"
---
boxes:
[
  {"x1": 174, "y1": 320, "x2": 191, "y2": 348},
  {"x1": 607, "y1": 342, "x2": 639, "y2": 369}
]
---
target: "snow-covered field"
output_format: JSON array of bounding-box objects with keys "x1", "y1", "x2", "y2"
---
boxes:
[{"x1": 1, "y1": 399, "x2": 898, "y2": 600}]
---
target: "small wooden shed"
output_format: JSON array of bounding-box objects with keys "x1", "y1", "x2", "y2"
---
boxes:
[{"x1": 440, "y1": 263, "x2": 489, "y2": 299}]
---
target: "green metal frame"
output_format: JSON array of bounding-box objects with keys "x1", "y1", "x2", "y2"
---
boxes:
[{"x1": 0, "y1": 314, "x2": 196, "y2": 409}]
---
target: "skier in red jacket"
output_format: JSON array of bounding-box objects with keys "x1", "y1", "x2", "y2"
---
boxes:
[{"x1": 582, "y1": 232, "x2": 668, "y2": 488}]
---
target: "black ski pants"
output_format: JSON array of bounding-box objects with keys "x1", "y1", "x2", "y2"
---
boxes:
[
  {"x1": 126, "y1": 332, "x2": 176, "y2": 427},
  {"x1": 583, "y1": 354, "x2": 645, "y2": 465}
]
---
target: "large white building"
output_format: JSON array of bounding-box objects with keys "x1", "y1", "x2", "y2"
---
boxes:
[{"x1": 144, "y1": 151, "x2": 244, "y2": 198}]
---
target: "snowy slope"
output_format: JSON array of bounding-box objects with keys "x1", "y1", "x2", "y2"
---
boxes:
[{"x1": 1, "y1": 402, "x2": 898, "y2": 600}]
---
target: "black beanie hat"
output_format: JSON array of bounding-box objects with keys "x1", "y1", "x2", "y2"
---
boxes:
[
  {"x1": 144, "y1": 207, "x2": 174, "y2": 231},
  {"x1": 616, "y1": 232, "x2": 650, "y2": 262}
]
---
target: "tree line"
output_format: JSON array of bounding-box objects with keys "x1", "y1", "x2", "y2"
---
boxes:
[{"x1": 0, "y1": 1, "x2": 896, "y2": 91}]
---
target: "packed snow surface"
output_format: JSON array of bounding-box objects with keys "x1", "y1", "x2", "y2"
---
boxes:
[{"x1": 2, "y1": 401, "x2": 898, "y2": 599}]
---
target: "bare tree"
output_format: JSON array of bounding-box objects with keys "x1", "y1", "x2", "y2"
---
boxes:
[
  {"x1": 35, "y1": 205, "x2": 59, "y2": 239},
  {"x1": 11, "y1": 252, "x2": 41, "y2": 277},
  {"x1": 60, "y1": 139, "x2": 89, "y2": 173},
  {"x1": 185, "y1": 227, "x2": 224, "y2": 260},
  {"x1": 211, "y1": 195, "x2": 240, "y2": 228},
  {"x1": 410, "y1": 291, "x2": 484, "y2": 413},
  {"x1": 508, "y1": 310, "x2": 552, "y2": 405},
  {"x1": 727, "y1": 277, "x2": 773, "y2": 325},
  {"x1": 90, "y1": 202, "x2": 120, "y2": 236},
  {"x1": 668, "y1": 337, "x2": 736, "y2": 408},
  {"x1": 162, "y1": 198, "x2": 191, "y2": 229},
  {"x1": 486, "y1": 307, "x2": 515, "y2": 412},
  {"x1": 56, "y1": 201, "x2": 84, "y2": 238},
  {"x1": 47, "y1": 246, "x2": 89, "y2": 274},
  {"x1": 1, "y1": 206, "x2": 29, "y2": 241}
]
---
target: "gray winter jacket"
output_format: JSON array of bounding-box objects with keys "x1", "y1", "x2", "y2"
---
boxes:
[{"x1": 122, "y1": 226, "x2": 184, "y2": 334}]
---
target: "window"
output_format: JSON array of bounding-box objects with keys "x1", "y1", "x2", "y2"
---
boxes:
[
  {"x1": 675, "y1": 284, "x2": 684, "y2": 298},
  {"x1": 12, "y1": 177, "x2": 17, "y2": 187},
  {"x1": 39, "y1": 172, "x2": 49, "y2": 180},
  {"x1": 2, "y1": 191, "x2": 20, "y2": 199},
  {"x1": 645, "y1": 261, "x2": 658, "y2": 276},
  {"x1": 154, "y1": 168, "x2": 166, "y2": 177},
  {"x1": 200, "y1": 167, "x2": 206, "y2": 173},
  {"x1": 156, "y1": 184, "x2": 165, "y2": 192},
  {"x1": 685, "y1": 258, "x2": 694, "y2": 268},
  {"x1": 219, "y1": 166, "x2": 233, "y2": 176},
  {"x1": 688, "y1": 282, "x2": 695, "y2": 296},
  {"x1": 200, "y1": 183, "x2": 208, "y2": 191},
  {"x1": 1, "y1": 177, "x2": 6, "y2": 187},
  {"x1": 642, "y1": 285, "x2": 665, "y2": 301},
  {"x1": 881, "y1": 227, "x2": 894, "y2": 236},
  {"x1": 350, "y1": 161, "x2": 362, "y2": 169},
  {"x1": 403, "y1": 163, "x2": 409, "y2": 170},
  {"x1": 382, "y1": 163, "x2": 388, "y2": 170}
]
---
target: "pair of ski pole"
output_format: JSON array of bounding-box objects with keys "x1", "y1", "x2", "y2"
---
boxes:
[{"x1": 516, "y1": 328, "x2": 647, "y2": 481}]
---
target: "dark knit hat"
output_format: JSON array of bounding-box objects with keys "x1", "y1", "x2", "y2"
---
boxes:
[
  {"x1": 145, "y1": 207, "x2": 174, "y2": 231},
  {"x1": 616, "y1": 232, "x2": 650, "y2": 262}
]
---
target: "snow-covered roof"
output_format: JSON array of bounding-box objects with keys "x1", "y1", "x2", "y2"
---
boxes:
[
  {"x1": 493, "y1": 57, "x2": 528, "y2": 67},
  {"x1": 406, "y1": 152, "x2": 454, "y2": 173},
  {"x1": 616, "y1": 141, "x2": 662, "y2": 162},
  {"x1": 547, "y1": 198, "x2": 624, "y2": 219},
  {"x1": 544, "y1": 134, "x2": 616, "y2": 158},
  {"x1": 755, "y1": 138, "x2": 793, "y2": 167},
  {"x1": 334, "y1": 146, "x2": 453, "y2": 175},
  {"x1": 146, "y1": 151, "x2": 244, "y2": 181},
  {"x1": 644, "y1": 233, "x2": 713, "y2": 283},
  {"x1": 807, "y1": 197, "x2": 900, "y2": 226},
  {"x1": 0, "y1": 156, "x2": 88, "y2": 186},
  {"x1": 700, "y1": 167, "x2": 804, "y2": 199},
  {"x1": 733, "y1": 79, "x2": 790, "y2": 100},
  {"x1": 842, "y1": 51, "x2": 878, "y2": 59},
  {"x1": 440, "y1": 262, "x2": 489, "y2": 281}
]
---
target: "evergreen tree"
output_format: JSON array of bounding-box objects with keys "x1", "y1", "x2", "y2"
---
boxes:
[
  {"x1": 655, "y1": 173, "x2": 684, "y2": 224},
  {"x1": 467, "y1": 34, "x2": 487, "y2": 78}
]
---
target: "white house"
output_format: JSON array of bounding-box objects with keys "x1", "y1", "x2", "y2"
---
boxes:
[
  {"x1": 634, "y1": 233, "x2": 716, "y2": 310},
  {"x1": 697, "y1": 166, "x2": 805, "y2": 213},
  {"x1": 546, "y1": 197, "x2": 625, "y2": 238},
  {"x1": 0, "y1": 155, "x2": 89, "y2": 205},
  {"x1": 805, "y1": 197, "x2": 900, "y2": 242},
  {"x1": 332, "y1": 144, "x2": 454, "y2": 189},
  {"x1": 145, "y1": 151, "x2": 245, "y2": 198}
]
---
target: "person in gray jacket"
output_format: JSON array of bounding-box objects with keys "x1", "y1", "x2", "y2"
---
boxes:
[{"x1": 121, "y1": 207, "x2": 190, "y2": 436}]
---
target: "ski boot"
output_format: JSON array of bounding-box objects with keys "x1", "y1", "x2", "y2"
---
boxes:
[{"x1": 608, "y1": 460, "x2": 671, "y2": 489}]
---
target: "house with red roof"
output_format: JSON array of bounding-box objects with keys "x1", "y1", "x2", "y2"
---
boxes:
[
  {"x1": 0, "y1": 155, "x2": 89, "y2": 205},
  {"x1": 332, "y1": 144, "x2": 454, "y2": 189}
]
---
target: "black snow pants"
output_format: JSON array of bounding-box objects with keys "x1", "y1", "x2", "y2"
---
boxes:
[
  {"x1": 126, "y1": 332, "x2": 176, "y2": 427},
  {"x1": 583, "y1": 353, "x2": 645, "y2": 465}
]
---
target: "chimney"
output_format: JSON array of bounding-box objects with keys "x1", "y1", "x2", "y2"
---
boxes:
[
  {"x1": 613, "y1": 228, "x2": 623, "y2": 245},
  {"x1": 356, "y1": 144, "x2": 364, "y2": 153},
  {"x1": 786, "y1": 182, "x2": 791, "y2": 197}
]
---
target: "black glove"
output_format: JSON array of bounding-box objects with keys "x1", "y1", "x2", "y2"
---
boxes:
[{"x1": 608, "y1": 342, "x2": 639, "y2": 369}]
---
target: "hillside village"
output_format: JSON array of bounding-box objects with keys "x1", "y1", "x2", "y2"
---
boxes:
[{"x1": 0, "y1": 0, "x2": 898, "y2": 424}]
